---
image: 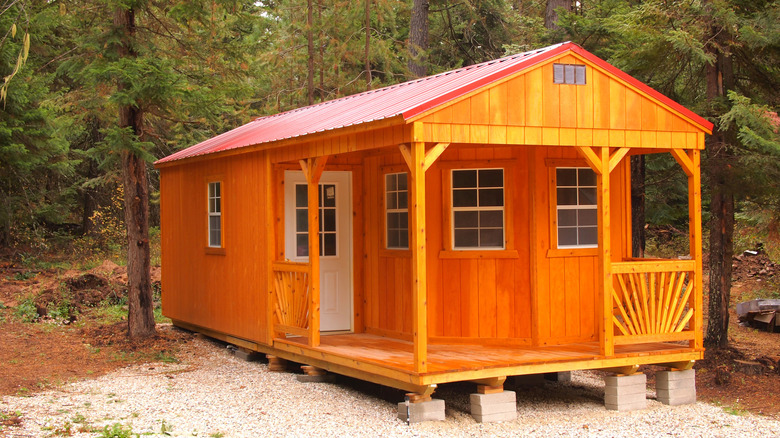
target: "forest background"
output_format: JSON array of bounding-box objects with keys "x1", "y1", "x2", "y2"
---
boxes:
[{"x1": 0, "y1": 0, "x2": 778, "y2": 346}]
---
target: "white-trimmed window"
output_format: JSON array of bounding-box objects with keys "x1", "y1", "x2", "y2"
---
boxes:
[
  {"x1": 556, "y1": 167, "x2": 597, "y2": 248},
  {"x1": 385, "y1": 172, "x2": 409, "y2": 249},
  {"x1": 451, "y1": 168, "x2": 504, "y2": 249},
  {"x1": 208, "y1": 181, "x2": 222, "y2": 247}
]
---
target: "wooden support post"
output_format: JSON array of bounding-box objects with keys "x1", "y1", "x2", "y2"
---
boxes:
[
  {"x1": 265, "y1": 155, "x2": 281, "y2": 342},
  {"x1": 266, "y1": 355, "x2": 288, "y2": 372},
  {"x1": 410, "y1": 139, "x2": 428, "y2": 373},
  {"x1": 301, "y1": 156, "x2": 329, "y2": 348},
  {"x1": 597, "y1": 146, "x2": 615, "y2": 357},
  {"x1": 687, "y1": 150, "x2": 703, "y2": 350}
]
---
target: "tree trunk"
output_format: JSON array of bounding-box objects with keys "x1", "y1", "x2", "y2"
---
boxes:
[
  {"x1": 408, "y1": 0, "x2": 428, "y2": 78},
  {"x1": 115, "y1": 6, "x2": 156, "y2": 339},
  {"x1": 703, "y1": 25, "x2": 736, "y2": 349},
  {"x1": 544, "y1": 0, "x2": 571, "y2": 29},
  {"x1": 365, "y1": 0, "x2": 372, "y2": 90},
  {"x1": 631, "y1": 155, "x2": 646, "y2": 258},
  {"x1": 307, "y1": 0, "x2": 315, "y2": 105}
]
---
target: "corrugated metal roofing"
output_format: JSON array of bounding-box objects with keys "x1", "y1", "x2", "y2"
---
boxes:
[{"x1": 156, "y1": 42, "x2": 713, "y2": 165}]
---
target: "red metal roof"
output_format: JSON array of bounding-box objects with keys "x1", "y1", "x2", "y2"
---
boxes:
[{"x1": 156, "y1": 42, "x2": 713, "y2": 165}]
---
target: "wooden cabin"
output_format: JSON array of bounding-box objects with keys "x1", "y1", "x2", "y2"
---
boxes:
[{"x1": 155, "y1": 42, "x2": 713, "y2": 413}]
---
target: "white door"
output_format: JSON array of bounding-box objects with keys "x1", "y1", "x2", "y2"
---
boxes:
[{"x1": 284, "y1": 170, "x2": 352, "y2": 332}]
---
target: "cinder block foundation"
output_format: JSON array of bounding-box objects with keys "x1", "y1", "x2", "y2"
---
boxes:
[
  {"x1": 509, "y1": 374, "x2": 546, "y2": 387},
  {"x1": 544, "y1": 371, "x2": 572, "y2": 382},
  {"x1": 397, "y1": 399, "x2": 445, "y2": 423},
  {"x1": 656, "y1": 369, "x2": 696, "y2": 406},
  {"x1": 470, "y1": 391, "x2": 517, "y2": 423},
  {"x1": 604, "y1": 373, "x2": 647, "y2": 411}
]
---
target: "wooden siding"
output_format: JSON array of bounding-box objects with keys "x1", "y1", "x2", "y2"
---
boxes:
[
  {"x1": 160, "y1": 152, "x2": 270, "y2": 344},
  {"x1": 416, "y1": 54, "x2": 705, "y2": 150}
]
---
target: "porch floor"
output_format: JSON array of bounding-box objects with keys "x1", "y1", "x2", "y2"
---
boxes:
[{"x1": 274, "y1": 333, "x2": 700, "y2": 385}]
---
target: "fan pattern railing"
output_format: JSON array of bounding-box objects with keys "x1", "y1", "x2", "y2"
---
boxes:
[
  {"x1": 272, "y1": 261, "x2": 311, "y2": 338},
  {"x1": 611, "y1": 260, "x2": 697, "y2": 345}
]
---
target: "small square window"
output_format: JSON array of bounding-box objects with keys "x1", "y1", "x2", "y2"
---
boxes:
[{"x1": 553, "y1": 63, "x2": 586, "y2": 85}]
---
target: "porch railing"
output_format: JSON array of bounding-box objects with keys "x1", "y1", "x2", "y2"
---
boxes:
[
  {"x1": 272, "y1": 261, "x2": 311, "y2": 338},
  {"x1": 611, "y1": 259, "x2": 697, "y2": 345}
]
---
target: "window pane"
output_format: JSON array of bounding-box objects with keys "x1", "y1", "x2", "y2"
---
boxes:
[
  {"x1": 453, "y1": 189, "x2": 477, "y2": 207},
  {"x1": 454, "y1": 211, "x2": 478, "y2": 228},
  {"x1": 387, "y1": 229, "x2": 399, "y2": 248},
  {"x1": 209, "y1": 198, "x2": 216, "y2": 213},
  {"x1": 480, "y1": 229, "x2": 503, "y2": 248},
  {"x1": 295, "y1": 184, "x2": 307, "y2": 207},
  {"x1": 296, "y1": 209, "x2": 308, "y2": 232},
  {"x1": 214, "y1": 182, "x2": 220, "y2": 197},
  {"x1": 323, "y1": 185, "x2": 336, "y2": 207},
  {"x1": 579, "y1": 188, "x2": 597, "y2": 205},
  {"x1": 564, "y1": 64, "x2": 575, "y2": 84},
  {"x1": 209, "y1": 182, "x2": 216, "y2": 198},
  {"x1": 296, "y1": 234, "x2": 308, "y2": 257},
  {"x1": 399, "y1": 230, "x2": 408, "y2": 248},
  {"x1": 578, "y1": 168, "x2": 596, "y2": 186},
  {"x1": 323, "y1": 233, "x2": 337, "y2": 256},
  {"x1": 323, "y1": 209, "x2": 336, "y2": 232},
  {"x1": 480, "y1": 210, "x2": 503, "y2": 228},
  {"x1": 454, "y1": 229, "x2": 479, "y2": 248},
  {"x1": 209, "y1": 216, "x2": 221, "y2": 247},
  {"x1": 387, "y1": 192, "x2": 397, "y2": 210},
  {"x1": 558, "y1": 227, "x2": 577, "y2": 246},
  {"x1": 578, "y1": 208, "x2": 597, "y2": 226},
  {"x1": 386, "y1": 174, "x2": 396, "y2": 191},
  {"x1": 557, "y1": 188, "x2": 577, "y2": 205},
  {"x1": 579, "y1": 226, "x2": 598, "y2": 245},
  {"x1": 387, "y1": 212, "x2": 399, "y2": 229},
  {"x1": 556, "y1": 169, "x2": 577, "y2": 186},
  {"x1": 210, "y1": 229, "x2": 220, "y2": 247},
  {"x1": 479, "y1": 189, "x2": 503, "y2": 207},
  {"x1": 479, "y1": 169, "x2": 503, "y2": 188},
  {"x1": 553, "y1": 64, "x2": 564, "y2": 84},
  {"x1": 399, "y1": 211, "x2": 408, "y2": 229},
  {"x1": 558, "y1": 209, "x2": 577, "y2": 227},
  {"x1": 398, "y1": 191, "x2": 408, "y2": 209},
  {"x1": 575, "y1": 65, "x2": 586, "y2": 85},
  {"x1": 397, "y1": 173, "x2": 408, "y2": 190},
  {"x1": 452, "y1": 170, "x2": 477, "y2": 188}
]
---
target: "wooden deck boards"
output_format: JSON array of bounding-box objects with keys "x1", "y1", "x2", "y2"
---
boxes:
[{"x1": 277, "y1": 333, "x2": 694, "y2": 377}]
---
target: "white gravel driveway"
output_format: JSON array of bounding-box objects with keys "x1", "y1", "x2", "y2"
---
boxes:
[{"x1": 2, "y1": 331, "x2": 779, "y2": 437}]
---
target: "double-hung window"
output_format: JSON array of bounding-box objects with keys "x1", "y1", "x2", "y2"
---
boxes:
[
  {"x1": 208, "y1": 181, "x2": 222, "y2": 248},
  {"x1": 451, "y1": 168, "x2": 505, "y2": 249},
  {"x1": 385, "y1": 172, "x2": 409, "y2": 249},
  {"x1": 555, "y1": 168, "x2": 597, "y2": 248}
]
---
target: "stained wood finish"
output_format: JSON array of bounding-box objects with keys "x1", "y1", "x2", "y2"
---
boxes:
[{"x1": 272, "y1": 261, "x2": 311, "y2": 334}]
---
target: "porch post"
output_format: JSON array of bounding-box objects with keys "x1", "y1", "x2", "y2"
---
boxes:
[
  {"x1": 409, "y1": 139, "x2": 428, "y2": 373},
  {"x1": 597, "y1": 147, "x2": 614, "y2": 357},
  {"x1": 688, "y1": 150, "x2": 703, "y2": 350},
  {"x1": 301, "y1": 156, "x2": 328, "y2": 347},
  {"x1": 265, "y1": 154, "x2": 280, "y2": 342}
]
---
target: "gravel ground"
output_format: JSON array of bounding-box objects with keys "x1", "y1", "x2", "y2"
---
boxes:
[{"x1": 2, "y1": 333, "x2": 780, "y2": 438}]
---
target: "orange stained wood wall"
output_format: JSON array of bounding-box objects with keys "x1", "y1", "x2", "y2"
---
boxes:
[
  {"x1": 160, "y1": 151, "x2": 271, "y2": 344},
  {"x1": 361, "y1": 143, "x2": 630, "y2": 347}
]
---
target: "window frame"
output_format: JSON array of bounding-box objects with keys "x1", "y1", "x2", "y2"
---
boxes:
[
  {"x1": 383, "y1": 171, "x2": 410, "y2": 251},
  {"x1": 206, "y1": 180, "x2": 224, "y2": 253},
  {"x1": 438, "y1": 160, "x2": 518, "y2": 258},
  {"x1": 546, "y1": 159, "x2": 599, "y2": 256}
]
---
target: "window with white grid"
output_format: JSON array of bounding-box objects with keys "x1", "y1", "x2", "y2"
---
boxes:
[
  {"x1": 385, "y1": 172, "x2": 409, "y2": 249},
  {"x1": 451, "y1": 168, "x2": 505, "y2": 249},
  {"x1": 556, "y1": 167, "x2": 597, "y2": 248}
]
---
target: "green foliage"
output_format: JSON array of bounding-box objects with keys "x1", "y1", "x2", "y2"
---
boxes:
[
  {"x1": 14, "y1": 298, "x2": 38, "y2": 323},
  {"x1": 98, "y1": 423, "x2": 134, "y2": 438}
]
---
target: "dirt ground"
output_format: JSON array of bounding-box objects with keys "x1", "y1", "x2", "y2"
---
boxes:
[{"x1": 1, "y1": 252, "x2": 780, "y2": 425}]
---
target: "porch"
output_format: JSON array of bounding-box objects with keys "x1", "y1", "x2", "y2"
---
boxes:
[{"x1": 271, "y1": 332, "x2": 701, "y2": 392}]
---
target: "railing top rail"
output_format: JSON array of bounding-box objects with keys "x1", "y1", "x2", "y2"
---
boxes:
[
  {"x1": 272, "y1": 260, "x2": 310, "y2": 272},
  {"x1": 613, "y1": 259, "x2": 696, "y2": 274}
]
